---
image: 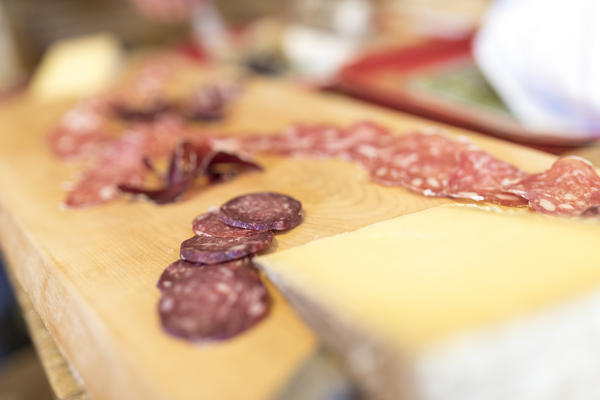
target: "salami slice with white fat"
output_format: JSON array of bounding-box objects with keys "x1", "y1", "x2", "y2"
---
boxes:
[
  {"x1": 370, "y1": 132, "x2": 469, "y2": 196},
  {"x1": 180, "y1": 232, "x2": 273, "y2": 264},
  {"x1": 219, "y1": 192, "x2": 303, "y2": 231},
  {"x1": 158, "y1": 259, "x2": 270, "y2": 341},
  {"x1": 192, "y1": 210, "x2": 261, "y2": 238},
  {"x1": 507, "y1": 157, "x2": 600, "y2": 215},
  {"x1": 157, "y1": 258, "x2": 252, "y2": 291},
  {"x1": 157, "y1": 259, "x2": 202, "y2": 291},
  {"x1": 447, "y1": 149, "x2": 529, "y2": 206}
]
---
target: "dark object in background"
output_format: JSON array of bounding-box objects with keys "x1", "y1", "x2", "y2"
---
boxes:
[
  {"x1": 2, "y1": 0, "x2": 187, "y2": 74},
  {"x1": 244, "y1": 52, "x2": 286, "y2": 75},
  {"x1": 0, "y1": 255, "x2": 30, "y2": 361}
]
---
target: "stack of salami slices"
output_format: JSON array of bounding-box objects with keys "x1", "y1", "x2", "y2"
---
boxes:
[
  {"x1": 239, "y1": 122, "x2": 600, "y2": 217},
  {"x1": 157, "y1": 192, "x2": 303, "y2": 342}
]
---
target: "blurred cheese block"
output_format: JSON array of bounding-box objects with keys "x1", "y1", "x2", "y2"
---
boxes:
[
  {"x1": 257, "y1": 205, "x2": 600, "y2": 400},
  {"x1": 29, "y1": 33, "x2": 122, "y2": 101}
]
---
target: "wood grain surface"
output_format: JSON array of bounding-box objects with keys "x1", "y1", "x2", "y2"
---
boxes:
[{"x1": 0, "y1": 67, "x2": 557, "y2": 400}]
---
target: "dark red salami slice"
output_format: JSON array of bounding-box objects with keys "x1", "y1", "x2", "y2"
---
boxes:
[
  {"x1": 157, "y1": 259, "x2": 202, "y2": 291},
  {"x1": 159, "y1": 259, "x2": 270, "y2": 341},
  {"x1": 180, "y1": 232, "x2": 273, "y2": 264},
  {"x1": 183, "y1": 84, "x2": 239, "y2": 121},
  {"x1": 447, "y1": 149, "x2": 529, "y2": 206},
  {"x1": 370, "y1": 132, "x2": 469, "y2": 196},
  {"x1": 507, "y1": 157, "x2": 600, "y2": 215},
  {"x1": 157, "y1": 258, "x2": 253, "y2": 291},
  {"x1": 219, "y1": 192, "x2": 303, "y2": 231},
  {"x1": 192, "y1": 210, "x2": 261, "y2": 238},
  {"x1": 112, "y1": 99, "x2": 172, "y2": 122}
]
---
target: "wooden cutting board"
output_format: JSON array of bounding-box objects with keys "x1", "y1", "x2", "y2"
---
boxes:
[{"x1": 0, "y1": 68, "x2": 557, "y2": 400}]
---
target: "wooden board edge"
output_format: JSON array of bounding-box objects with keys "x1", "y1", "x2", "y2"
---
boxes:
[
  {"x1": 7, "y1": 268, "x2": 88, "y2": 400},
  {"x1": 0, "y1": 200, "x2": 163, "y2": 400}
]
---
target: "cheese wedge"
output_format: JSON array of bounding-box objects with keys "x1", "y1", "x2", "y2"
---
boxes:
[
  {"x1": 29, "y1": 33, "x2": 122, "y2": 101},
  {"x1": 256, "y1": 205, "x2": 600, "y2": 400}
]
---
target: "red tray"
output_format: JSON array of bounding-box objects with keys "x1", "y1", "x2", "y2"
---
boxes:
[{"x1": 337, "y1": 36, "x2": 594, "y2": 153}]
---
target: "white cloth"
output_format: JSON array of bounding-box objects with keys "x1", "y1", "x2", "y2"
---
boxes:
[{"x1": 475, "y1": 0, "x2": 600, "y2": 139}]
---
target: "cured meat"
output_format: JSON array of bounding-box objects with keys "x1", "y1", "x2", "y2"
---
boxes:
[
  {"x1": 49, "y1": 97, "x2": 112, "y2": 159},
  {"x1": 447, "y1": 149, "x2": 529, "y2": 206},
  {"x1": 157, "y1": 259, "x2": 202, "y2": 291},
  {"x1": 66, "y1": 166, "x2": 146, "y2": 207},
  {"x1": 238, "y1": 121, "x2": 395, "y2": 160},
  {"x1": 112, "y1": 99, "x2": 173, "y2": 122},
  {"x1": 180, "y1": 232, "x2": 273, "y2": 264},
  {"x1": 192, "y1": 210, "x2": 262, "y2": 238},
  {"x1": 157, "y1": 258, "x2": 254, "y2": 291},
  {"x1": 118, "y1": 141, "x2": 262, "y2": 205},
  {"x1": 158, "y1": 259, "x2": 270, "y2": 341},
  {"x1": 220, "y1": 192, "x2": 303, "y2": 231},
  {"x1": 370, "y1": 132, "x2": 469, "y2": 196},
  {"x1": 343, "y1": 121, "x2": 397, "y2": 164},
  {"x1": 507, "y1": 157, "x2": 600, "y2": 216},
  {"x1": 183, "y1": 84, "x2": 239, "y2": 121},
  {"x1": 65, "y1": 131, "x2": 150, "y2": 207}
]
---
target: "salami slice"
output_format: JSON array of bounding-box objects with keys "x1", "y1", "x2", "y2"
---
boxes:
[
  {"x1": 112, "y1": 99, "x2": 172, "y2": 122},
  {"x1": 157, "y1": 258, "x2": 253, "y2": 291},
  {"x1": 192, "y1": 210, "x2": 261, "y2": 238},
  {"x1": 447, "y1": 149, "x2": 529, "y2": 206},
  {"x1": 506, "y1": 157, "x2": 600, "y2": 216},
  {"x1": 180, "y1": 232, "x2": 273, "y2": 264},
  {"x1": 159, "y1": 259, "x2": 270, "y2": 341},
  {"x1": 157, "y1": 259, "x2": 202, "y2": 291},
  {"x1": 50, "y1": 97, "x2": 112, "y2": 159},
  {"x1": 370, "y1": 132, "x2": 469, "y2": 196},
  {"x1": 219, "y1": 192, "x2": 303, "y2": 231}
]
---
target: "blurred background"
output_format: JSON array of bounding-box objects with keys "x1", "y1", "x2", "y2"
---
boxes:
[{"x1": 1, "y1": 0, "x2": 599, "y2": 398}]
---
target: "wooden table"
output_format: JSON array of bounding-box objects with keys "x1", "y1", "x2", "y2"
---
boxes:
[{"x1": 0, "y1": 63, "x2": 593, "y2": 399}]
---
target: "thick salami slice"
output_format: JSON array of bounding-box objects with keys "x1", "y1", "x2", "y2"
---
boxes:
[
  {"x1": 159, "y1": 259, "x2": 270, "y2": 341},
  {"x1": 180, "y1": 232, "x2": 273, "y2": 264},
  {"x1": 157, "y1": 258, "x2": 252, "y2": 291},
  {"x1": 447, "y1": 149, "x2": 529, "y2": 206},
  {"x1": 507, "y1": 157, "x2": 600, "y2": 215},
  {"x1": 219, "y1": 192, "x2": 303, "y2": 231},
  {"x1": 370, "y1": 132, "x2": 469, "y2": 196},
  {"x1": 157, "y1": 259, "x2": 202, "y2": 291},
  {"x1": 192, "y1": 210, "x2": 261, "y2": 238}
]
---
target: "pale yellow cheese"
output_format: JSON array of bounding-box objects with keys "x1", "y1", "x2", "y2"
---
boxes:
[
  {"x1": 257, "y1": 205, "x2": 600, "y2": 350},
  {"x1": 29, "y1": 33, "x2": 122, "y2": 101}
]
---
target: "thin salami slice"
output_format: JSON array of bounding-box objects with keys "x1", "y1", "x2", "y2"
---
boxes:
[
  {"x1": 370, "y1": 132, "x2": 469, "y2": 196},
  {"x1": 50, "y1": 97, "x2": 112, "y2": 159},
  {"x1": 447, "y1": 149, "x2": 529, "y2": 206},
  {"x1": 219, "y1": 192, "x2": 303, "y2": 231},
  {"x1": 180, "y1": 232, "x2": 273, "y2": 264},
  {"x1": 159, "y1": 259, "x2": 270, "y2": 341},
  {"x1": 112, "y1": 99, "x2": 172, "y2": 121},
  {"x1": 507, "y1": 157, "x2": 600, "y2": 216},
  {"x1": 192, "y1": 210, "x2": 260, "y2": 238}
]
